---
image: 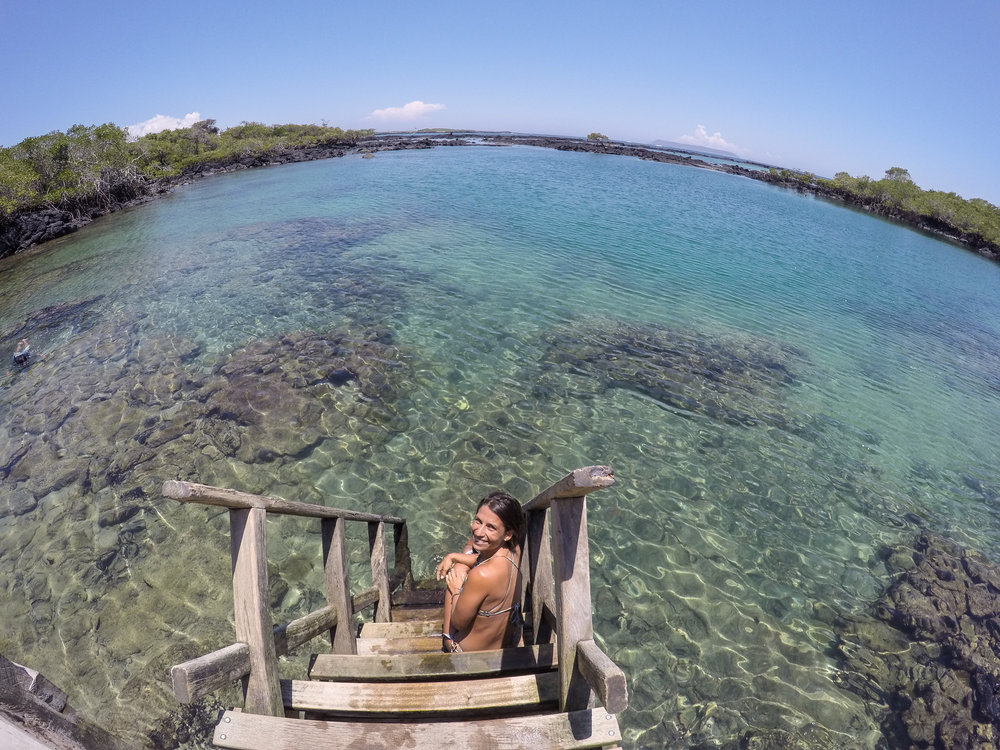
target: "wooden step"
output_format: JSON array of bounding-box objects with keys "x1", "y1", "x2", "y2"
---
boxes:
[
  {"x1": 355, "y1": 635, "x2": 443, "y2": 655},
  {"x1": 391, "y1": 587, "x2": 444, "y2": 606},
  {"x1": 389, "y1": 586, "x2": 445, "y2": 623},
  {"x1": 310, "y1": 643, "x2": 557, "y2": 681},
  {"x1": 280, "y1": 672, "x2": 558, "y2": 717},
  {"x1": 213, "y1": 707, "x2": 622, "y2": 750},
  {"x1": 359, "y1": 620, "x2": 440, "y2": 638},
  {"x1": 390, "y1": 604, "x2": 442, "y2": 622}
]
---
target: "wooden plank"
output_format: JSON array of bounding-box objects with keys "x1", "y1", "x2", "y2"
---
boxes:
[
  {"x1": 213, "y1": 707, "x2": 622, "y2": 750},
  {"x1": 525, "y1": 507, "x2": 554, "y2": 645},
  {"x1": 275, "y1": 604, "x2": 337, "y2": 656},
  {"x1": 280, "y1": 672, "x2": 559, "y2": 716},
  {"x1": 391, "y1": 605, "x2": 442, "y2": 623},
  {"x1": 359, "y1": 620, "x2": 439, "y2": 639},
  {"x1": 577, "y1": 640, "x2": 628, "y2": 714},
  {"x1": 322, "y1": 518, "x2": 356, "y2": 655},
  {"x1": 355, "y1": 636, "x2": 442, "y2": 655},
  {"x1": 550, "y1": 496, "x2": 595, "y2": 712},
  {"x1": 310, "y1": 643, "x2": 556, "y2": 681},
  {"x1": 173, "y1": 605, "x2": 338, "y2": 703},
  {"x1": 522, "y1": 466, "x2": 614, "y2": 512},
  {"x1": 172, "y1": 643, "x2": 250, "y2": 704},
  {"x1": 391, "y1": 588, "x2": 444, "y2": 608},
  {"x1": 392, "y1": 521, "x2": 414, "y2": 593},
  {"x1": 368, "y1": 520, "x2": 391, "y2": 623},
  {"x1": 230, "y1": 507, "x2": 283, "y2": 716},
  {"x1": 163, "y1": 480, "x2": 403, "y2": 524},
  {"x1": 351, "y1": 585, "x2": 379, "y2": 615}
]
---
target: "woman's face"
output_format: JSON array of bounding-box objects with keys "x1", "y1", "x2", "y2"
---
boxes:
[{"x1": 470, "y1": 504, "x2": 512, "y2": 554}]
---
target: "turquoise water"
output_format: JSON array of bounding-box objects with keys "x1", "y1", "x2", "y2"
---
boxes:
[{"x1": 1, "y1": 144, "x2": 999, "y2": 747}]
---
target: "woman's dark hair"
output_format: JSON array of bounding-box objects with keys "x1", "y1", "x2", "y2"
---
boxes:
[{"x1": 477, "y1": 490, "x2": 524, "y2": 550}]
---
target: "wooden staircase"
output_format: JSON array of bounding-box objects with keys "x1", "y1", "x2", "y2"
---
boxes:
[{"x1": 164, "y1": 466, "x2": 626, "y2": 749}]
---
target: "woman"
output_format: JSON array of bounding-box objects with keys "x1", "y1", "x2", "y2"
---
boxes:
[
  {"x1": 435, "y1": 490, "x2": 525, "y2": 652},
  {"x1": 13, "y1": 339, "x2": 30, "y2": 365}
]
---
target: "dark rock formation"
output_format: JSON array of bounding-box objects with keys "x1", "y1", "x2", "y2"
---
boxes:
[
  {"x1": 483, "y1": 133, "x2": 718, "y2": 169},
  {"x1": 0, "y1": 136, "x2": 470, "y2": 260},
  {"x1": 729, "y1": 168, "x2": 1000, "y2": 264},
  {"x1": 835, "y1": 532, "x2": 1000, "y2": 747},
  {"x1": 1, "y1": 309, "x2": 412, "y2": 585},
  {"x1": 533, "y1": 319, "x2": 806, "y2": 431}
]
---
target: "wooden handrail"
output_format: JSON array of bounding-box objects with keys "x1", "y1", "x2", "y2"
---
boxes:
[
  {"x1": 521, "y1": 465, "x2": 627, "y2": 714},
  {"x1": 163, "y1": 480, "x2": 404, "y2": 524},
  {"x1": 522, "y1": 465, "x2": 615, "y2": 511},
  {"x1": 163, "y1": 468, "x2": 627, "y2": 719},
  {"x1": 163, "y1": 480, "x2": 412, "y2": 709}
]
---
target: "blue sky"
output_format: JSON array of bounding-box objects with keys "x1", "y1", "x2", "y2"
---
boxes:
[{"x1": 3, "y1": 0, "x2": 998, "y2": 204}]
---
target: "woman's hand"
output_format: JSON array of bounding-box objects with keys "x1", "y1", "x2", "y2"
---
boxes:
[
  {"x1": 437, "y1": 552, "x2": 471, "y2": 595},
  {"x1": 436, "y1": 553, "x2": 458, "y2": 580},
  {"x1": 445, "y1": 565, "x2": 469, "y2": 596},
  {"x1": 436, "y1": 549, "x2": 478, "y2": 580}
]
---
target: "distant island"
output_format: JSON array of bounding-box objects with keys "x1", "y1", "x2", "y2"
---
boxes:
[{"x1": 1, "y1": 124, "x2": 997, "y2": 265}]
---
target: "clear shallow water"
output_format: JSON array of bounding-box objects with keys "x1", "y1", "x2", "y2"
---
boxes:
[{"x1": 1, "y1": 144, "x2": 999, "y2": 747}]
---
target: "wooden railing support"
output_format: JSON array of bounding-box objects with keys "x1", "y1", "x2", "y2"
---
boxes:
[
  {"x1": 164, "y1": 479, "x2": 412, "y2": 707},
  {"x1": 230, "y1": 507, "x2": 283, "y2": 716},
  {"x1": 550, "y1": 495, "x2": 594, "y2": 712},
  {"x1": 393, "y1": 522, "x2": 413, "y2": 593},
  {"x1": 162, "y1": 469, "x2": 628, "y2": 721},
  {"x1": 322, "y1": 518, "x2": 356, "y2": 655},
  {"x1": 369, "y1": 521, "x2": 391, "y2": 623},
  {"x1": 521, "y1": 465, "x2": 626, "y2": 714},
  {"x1": 525, "y1": 508, "x2": 555, "y2": 644}
]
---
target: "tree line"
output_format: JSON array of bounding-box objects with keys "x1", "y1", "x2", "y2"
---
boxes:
[
  {"x1": 2, "y1": 121, "x2": 998, "y2": 259},
  {"x1": 766, "y1": 166, "x2": 1000, "y2": 252},
  {"x1": 0, "y1": 120, "x2": 374, "y2": 216}
]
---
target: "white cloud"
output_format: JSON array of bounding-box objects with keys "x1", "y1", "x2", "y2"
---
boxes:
[
  {"x1": 368, "y1": 100, "x2": 445, "y2": 122},
  {"x1": 126, "y1": 112, "x2": 202, "y2": 139},
  {"x1": 677, "y1": 124, "x2": 746, "y2": 155}
]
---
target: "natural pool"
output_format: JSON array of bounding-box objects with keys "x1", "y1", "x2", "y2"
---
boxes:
[{"x1": 1, "y1": 144, "x2": 999, "y2": 747}]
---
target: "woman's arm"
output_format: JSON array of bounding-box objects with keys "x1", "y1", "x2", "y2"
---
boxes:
[
  {"x1": 439, "y1": 537, "x2": 478, "y2": 643},
  {"x1": 435, "y1": 537, "x2": 478, "y2": 580},
  {"x1": 447, "y1": 565, "x2": 493, "y2": 633},
  {"x1": 435, "y1": 552, "x2": 477, "y2": 579}
]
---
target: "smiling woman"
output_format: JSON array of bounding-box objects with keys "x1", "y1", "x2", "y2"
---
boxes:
[{"x1": 435, "y1": 491, "x2": 526, "y2": 653}]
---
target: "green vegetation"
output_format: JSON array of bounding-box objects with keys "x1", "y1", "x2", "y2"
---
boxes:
[
  {"x1": 768, "y1": 166, "x2": 1000, "y2": 249},
  {"x1": 2, "y1": 121, "x2": 998, "y2": 259},
  {"x1": 0, "y1": 120, "x2": 374, "y2": 216},
  {"x1": 0, "y1": 123, "x2": 141, "y2": 214}
]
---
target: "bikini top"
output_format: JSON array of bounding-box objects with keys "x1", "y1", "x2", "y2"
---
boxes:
[{"x1": 476, "y1": 551, "x2": 520, "y2": 618}]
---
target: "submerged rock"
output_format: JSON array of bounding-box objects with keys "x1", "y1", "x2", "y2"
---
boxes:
[
  {"x1": 536, "y1": 319, "x2": 806, "y2": 431},
  {"x1": 835, "y1": 532, "x2": 1000, "y2": 747},
  {"x1": 0, "y1": 303, "x2": 413, "y2": 630}
]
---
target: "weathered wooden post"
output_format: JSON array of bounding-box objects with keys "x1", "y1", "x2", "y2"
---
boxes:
[
  {"x1": 230, "y1": 507, "x2": 283, "y2": 716},
  {"x1": 392, "y1": 521, "x2": 413, "y2": 592},
  {"x1": 525, "y1": 508, "x2": 554, "y2": 644},
  {"x1": 550, "y1": 494, "x2": 594, "y2": 711},
  {"x1": 322, "y1": 518, "x2": 356, "y2": 655},
  {"x1": 369, "y1": 520, "x2": 391, "y2": 623},
  {"x1": 522, "y1": 465, "x2": 616, "y2": 712}
]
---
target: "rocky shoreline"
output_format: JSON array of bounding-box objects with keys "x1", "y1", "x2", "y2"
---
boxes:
[
  {"x1": 834, "y1": 532, "x2": 1000, "y2": 747},
  {"x1": 481, "y1": 134, "x2": 1000, "y2": 263},
  {"x1": 1, "y1": 133, "x2": 996, "y2": 265}
]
